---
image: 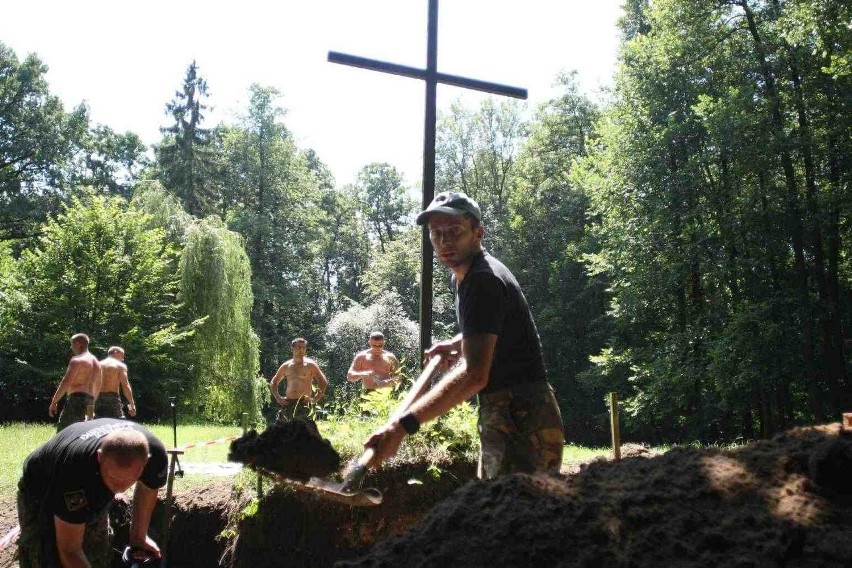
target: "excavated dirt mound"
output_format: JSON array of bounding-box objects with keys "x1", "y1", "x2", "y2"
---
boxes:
[
  {"x1": 340, "y1": 424, "x2": 852, "y2": 568},
  {"x1": 229, "y1": 418, "x2": 341, "y2": 482}
]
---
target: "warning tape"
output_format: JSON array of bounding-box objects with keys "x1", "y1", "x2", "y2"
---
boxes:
[
  {"x1": 0, "y1": 524, "x2": 20, "y2": 552},
  {"x1": 176, "y1": 435, "x2": 239, "y2": 451}
]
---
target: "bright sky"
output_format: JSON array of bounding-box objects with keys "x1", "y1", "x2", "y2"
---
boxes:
[{"x1": 2, "y1": 0, "x2": 623, "y2": 187}]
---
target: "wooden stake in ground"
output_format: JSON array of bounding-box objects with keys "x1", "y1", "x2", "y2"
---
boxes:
[
  {"x1": 160, "y1": 448, "x2": 185, "y2": 565},
  {"x1": 610, "y1": 392, "x2": 621, "y2": 461}
]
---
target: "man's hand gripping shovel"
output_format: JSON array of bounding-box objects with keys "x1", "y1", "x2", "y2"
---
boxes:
[{"x1": 262, "y1": 355, "x2": 443, "y2": 507}]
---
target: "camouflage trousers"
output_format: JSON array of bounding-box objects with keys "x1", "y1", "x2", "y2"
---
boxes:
[
  {"x1": 477, "y1": 380, "x2": 564, "y2": 480},
  {"x1": 95, "y1": 392, "x2": 124, "y2": 419},
  {"x1": 15, "y1": 484, "x2": 112, "y2": 568},
  {"x1": 56, "y1": 392, "x2": 94, "y2": 432},
  {"x1": 276, "y1": 398, "x2": 314, "y2": 422}
]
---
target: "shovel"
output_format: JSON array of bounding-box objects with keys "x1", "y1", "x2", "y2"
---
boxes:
[{"x1": 263, "y1": 354, "x2": 444, "y2": 507}]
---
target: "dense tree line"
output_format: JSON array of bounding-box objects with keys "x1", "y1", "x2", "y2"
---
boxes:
[{"x1": 0, "y1": 0, "x2": 849, "y2": 444}]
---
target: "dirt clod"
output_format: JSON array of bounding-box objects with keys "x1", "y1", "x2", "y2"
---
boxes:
[{"x1": 228, "y1": 418, "x2": 340, "y2": 482}]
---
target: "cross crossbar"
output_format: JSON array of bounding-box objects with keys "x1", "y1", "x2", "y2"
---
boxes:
[{"x1": 328, "y1": 51, "x2": 528, "y2": 99}]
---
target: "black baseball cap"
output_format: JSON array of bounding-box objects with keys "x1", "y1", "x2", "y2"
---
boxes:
[{"x1": 415, "y1": 191, "x2": 482, "y2": 225}]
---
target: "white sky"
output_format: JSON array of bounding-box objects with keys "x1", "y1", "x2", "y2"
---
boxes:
[{"x1": 1, "y1": 0, "x2": 623, "y2": 187}]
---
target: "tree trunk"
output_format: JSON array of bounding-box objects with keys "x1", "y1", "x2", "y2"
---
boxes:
[{"x1": 740, "y1": 0, "x2": 822, "y2": 419}]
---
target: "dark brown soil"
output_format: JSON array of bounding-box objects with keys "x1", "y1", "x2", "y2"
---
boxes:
[
  {"x1": 229, "y1": 419, "x2": 341, "y2": 482},
  {"x1": 0, "y1": 496, "x2": 16, "y2": 567},
  {"x1": 339, "y1": 423, "x2": 852, "y2": 568}
]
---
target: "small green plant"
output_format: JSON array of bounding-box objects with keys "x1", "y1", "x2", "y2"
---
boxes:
[{"x1": 239, "y1": 497, "x2": 259, "y2": 520}]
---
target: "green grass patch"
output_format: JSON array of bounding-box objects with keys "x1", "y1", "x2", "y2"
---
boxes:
[{"x1": 0, "y1": 422, "x2": 55, "y2": 497}]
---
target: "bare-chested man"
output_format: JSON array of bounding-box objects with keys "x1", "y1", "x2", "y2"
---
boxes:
[
  {"x1": 347, "y1": 331, "x2": 400, "y2": 390},
  {"x1": 49, "y1": 333, "x2": 102, "y2": 431},
  {"x1": 95, "y1": 346, "x2": 136, "y2": 419},
  {"x1": 269, "y1": 338, "x2": 328, "y2": 422}
]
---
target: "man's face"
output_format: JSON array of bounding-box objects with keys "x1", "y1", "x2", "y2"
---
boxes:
[
  {"x1": 70, "y1": 340, "x2": 84, "y2": 355},
  {"x1": 368, "y1": 338, "x2": 385, "y2": 350},
  {"x1": 97, "y1": 452, "x2": 147, "y2": 494},
  {"x1": 428, "y1": 213, "x2": 483, "y2": 269},
  {"x1": 112, "y1": 351, "x2": 125, "y2": 362},
  {"x1": 292, "y1": 342, "x2": 307, "y2": 357}
]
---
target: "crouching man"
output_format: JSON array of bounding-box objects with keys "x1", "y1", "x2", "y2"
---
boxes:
[{"x1": 16, "y1": 418, "x2": 168, "y2": 567}]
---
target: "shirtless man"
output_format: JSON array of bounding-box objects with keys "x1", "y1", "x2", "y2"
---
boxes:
[
  {"x1": 347, "y1": 331, "x2": 400, "y2": 390},
  {"x1": 95, "y1": 346, "x2": 136, "y2": 419},
  {"x1": 269, "y1": 338, "x2": 328, "y2": 422},
  {"x1": 49, "y1": 333, "x2": 102, "y2": 431}
]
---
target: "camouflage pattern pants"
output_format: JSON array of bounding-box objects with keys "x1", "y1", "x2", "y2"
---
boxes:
[
  {"x1": 56, "y1": 392, "x2": 94, "y2": 432},
  {"x1": 94, "y1": 392, "x2": 124, "y2": 419},
  {"x1": 16, "y1": 484, "x2": 111, "y2": 568},
  {"x1": 477, "y1": 380, "x2": 564, "y2": 480},
  {"x1": 276, "y1": 398, "x2": 314, "y2": 422}
]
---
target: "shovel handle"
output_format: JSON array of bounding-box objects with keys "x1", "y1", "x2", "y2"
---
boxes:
[{"x1": 392, "y1": 354, "x2": 443, "y2": 421}]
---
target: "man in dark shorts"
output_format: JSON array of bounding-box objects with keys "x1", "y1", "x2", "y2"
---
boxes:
[
  {"x1": 95, "y1": 346, "x2": 136, "y2": 419},
  {"x1": 269, "y1": 338, "x2": 328, "y2": 422},
  {"x1": 49, "y1": 333, "x2": 102, "y2": 431},
  {"x1": 364, "y1": 191, "x2": 564, "y2": 479},
  {"x1": 16, "y1": 418, "x2": 168, "y2": 567}
]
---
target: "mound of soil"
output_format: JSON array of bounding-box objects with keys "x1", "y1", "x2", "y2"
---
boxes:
[
  {"x1": 228, "y1": 460, "x2": 476, "y2": 568},
  {"x1": 229, "y1": 419, "x2": 341, "y2": 482},
  {"x1": 340, "y1": 423, "x2": 852, "y2": 568}
]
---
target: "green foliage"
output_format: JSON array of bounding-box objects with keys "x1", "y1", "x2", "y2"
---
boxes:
[
  {"x1": 179, "y1": 218, "x2": 261, "y2": 422},
  {"x1": 0, "y1": 190, "x2": 190, "y2": 418},
  {"x1": 220, "y1": 85, "x2": 328, "y2": 376},
  {"x1": 576, "y1": 0, "x2": 852, "y2": 442},
  {"x1": 353, "y1": 163, "x2": 415, "y2": 252},
  {"x1": 156, "y1": 61, "x2": 219, "y2": 217}
]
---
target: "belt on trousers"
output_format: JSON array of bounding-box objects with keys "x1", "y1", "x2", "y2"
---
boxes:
[
  {"x1": 479, "y1": 380, "x2": 550, "y2": 404},
  {"x1": 68, "y1": 392, "x2": 94, "y2": 399}
]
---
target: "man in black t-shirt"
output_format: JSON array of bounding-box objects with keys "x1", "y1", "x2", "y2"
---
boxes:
[
  {"x1": 16, "y1": 418, "x2": 168, "y2": 567},
  {"x1": 363, "y1": 191, "x2": 564, "y2": 479}
]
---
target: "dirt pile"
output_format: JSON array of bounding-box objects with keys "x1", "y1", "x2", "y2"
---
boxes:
[
  {"x1": 340, "y1": 423, "x2": 852, "y2": 568},
  {"x1": 228, "y1": 418, "x2": 341, "y2": 482}
]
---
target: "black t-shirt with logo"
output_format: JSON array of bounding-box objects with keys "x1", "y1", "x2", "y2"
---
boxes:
[
  {"x1": 454, "y1": 250, "x2": 547, "y2": 394},
  {"x1": 21, "y1": 418, "x2": 168, "y2": 524}
]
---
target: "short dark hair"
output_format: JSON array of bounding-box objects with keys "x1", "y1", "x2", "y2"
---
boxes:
[
  {"x1": 291, "y1": 337, "x2": 308, "y2": 347},
  {"x1": 71, "y1": 333, "x2": 89, "y2": 347},
  {"x1": 107, "y1": 346, "x2": 124, "y2": 357},
  {"x1": 369, "y1": 331, "x2": 385, "y2": 341},
  {"x1": 100, "y1": 430, "x2": 150, "y2": 466}
]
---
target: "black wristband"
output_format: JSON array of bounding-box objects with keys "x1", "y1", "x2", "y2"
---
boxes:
[{"x1": 399, "y1": 411, "x2": 420, "y2": 435}]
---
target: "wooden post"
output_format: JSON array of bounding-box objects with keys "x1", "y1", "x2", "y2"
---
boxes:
[
  {"x1": 161, "y1": 448, "x2": 185, "y2": 563},
  {"x1": 241, "y1": 413, "x2": 248, "y2": 434},
  {"x1": 249, "y1": 416, "x2": 263, "y2": 499},
  {"x1": 609, "y1": 392, "x2": 621, "y2": 461}
]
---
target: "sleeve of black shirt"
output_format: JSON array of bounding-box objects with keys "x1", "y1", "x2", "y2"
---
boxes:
[
  {"x1": 459, "y1": 272, "x2": 506, "y2": 336},
  {"x1": 139, "y1": 433, "x2": 169, "y2": 490}
]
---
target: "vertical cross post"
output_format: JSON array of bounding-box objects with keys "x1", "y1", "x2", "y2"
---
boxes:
[{"x1": 329, "y1": 0, "x2": 527, "y2": 362}]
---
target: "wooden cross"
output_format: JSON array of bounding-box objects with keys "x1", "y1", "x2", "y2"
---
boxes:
[{"x1": 329, "y1": 0, "x2": 527, "y2": 360}]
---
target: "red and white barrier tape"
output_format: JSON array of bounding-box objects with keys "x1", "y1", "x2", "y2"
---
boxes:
[
  {"x1": 0, "y1": 524, "x2": 20, "y2": 552},
  {"x1": 175, "y1": 435, "x2": 239, "y2": 451}
]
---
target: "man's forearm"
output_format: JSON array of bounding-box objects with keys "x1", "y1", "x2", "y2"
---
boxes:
[
  {"x1": 51, "y1": 382, "x2": 68, "y2": 405},
  {"x1": 130, "y1": 482, "x2": 159, "y2": 545}
]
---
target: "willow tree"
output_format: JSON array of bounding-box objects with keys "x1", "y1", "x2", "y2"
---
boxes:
[{"x1": 179, "y1": 218, "x2": 261, "y2": 421}]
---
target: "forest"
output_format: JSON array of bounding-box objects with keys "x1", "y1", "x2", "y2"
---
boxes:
[{"x1": 0, "y1": 0, "x2": 849, "y2": 445}]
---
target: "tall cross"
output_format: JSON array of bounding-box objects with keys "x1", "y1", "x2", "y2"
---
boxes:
[{"x1": 329, "y1": 0, "x2": 527, "y2": 362}]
